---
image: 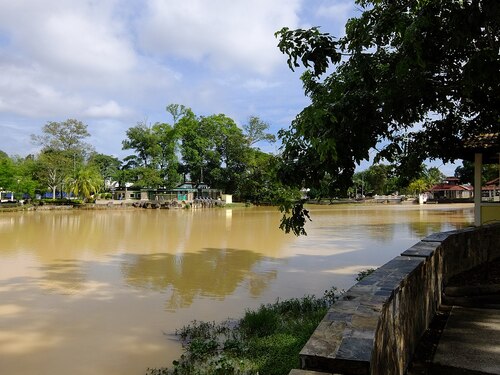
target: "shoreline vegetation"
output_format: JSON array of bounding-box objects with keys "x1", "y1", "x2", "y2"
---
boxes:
[
  {"x1": 146, "y1": 287, "x2": 341, "y2": 375},
  {"x1": 146, "y1": 270, "x2": 375, "y2": 375},
  {"x1": 0, "y1": 198, "x2": 476, "y2": 213}
]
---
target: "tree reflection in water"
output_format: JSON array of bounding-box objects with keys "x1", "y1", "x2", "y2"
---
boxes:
[{"x1": 120, "y1": 248, "x2": 278, "y2": 309}]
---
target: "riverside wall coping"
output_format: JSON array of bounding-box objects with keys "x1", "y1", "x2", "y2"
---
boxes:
[{"x1": 293, "y1": 223, "x2": 500, "y2": 375}]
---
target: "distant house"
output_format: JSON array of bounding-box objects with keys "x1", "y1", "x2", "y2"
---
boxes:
[
  {"x1": 0, "y1": 190, "x2": 14, "y2": 202},
  {"x1": 428, "y1": 177, "x2": 473, "y2": 200},
  {"x1": 482, "y1": 177, "x2": 499, "y2": 201},
  {"x1": 111, "y1": 182, "x2": 226, "y2": 202},
  {"x1": 151, "y1": 182, "x2": 223, "y2": 202},
  {"x1": 110, "y1": 188, "x2": 142, "y2": 200}
]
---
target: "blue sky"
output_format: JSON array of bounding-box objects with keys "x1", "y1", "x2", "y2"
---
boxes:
[{"x1": 0, "y1": 0, "x2": 458, "y2": 175}]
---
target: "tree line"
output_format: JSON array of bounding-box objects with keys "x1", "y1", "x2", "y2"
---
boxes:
[
  {"x1": 0, "y1": 106, "x2": 291, "y2": 203},
  {"x1": 1, "y1": 104, "x2": 485, "y2": 204}
]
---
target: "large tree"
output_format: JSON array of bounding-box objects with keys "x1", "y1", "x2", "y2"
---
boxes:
[
  {"x1": 237, "y1": 149, "x2": 299, "y2": 204},
  {"x1": 122, "y1": 121, "x2": 180, "y2": 188},
  {"x1": 35, "y1": 149, "x2": 72, "y2": 199},
  {"x1": 176, "y1": 111, "x2": 250, "y2": 193},
  {"x1": 122, "y1": 122, "x2": 160, "y2": 169},
  {"x1": 1, "y1": 152, "x2": 50, "y2": 200},
  {"x1": 0, "y1": 153, "x2": 15, "y2": 193},
  {"x1": 32, "y1": 119, "x2": 93, "y2": 160},
  {"x1": 31, "y1": 119, "x2": 94, "y2": 198},
  {"x1": 209, "y1": 114, "x2": 250, "y2": 193},
  {"x1": 275, "y1": 0, "x2": 499, "y2": 234},
  {"x1": 455, "y1": 160, "x2": 499, "y2": 184},
  {"x1": 11, "y1": 155, "x2": 38, "y2": 199}
]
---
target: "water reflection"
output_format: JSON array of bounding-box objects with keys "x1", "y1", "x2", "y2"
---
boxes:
[
  {"x1": 120, "y1": 248, "x2": 278, "y2": 309},
  {"x1": 304, "y1": 205, "x2": 473, "y2": 245},
  {"x1": 0, "y1": 209, "x2": 294, "y2": 260},
  {"x1": 37, "y1": 260, "x2": 86, "y2": 295}
]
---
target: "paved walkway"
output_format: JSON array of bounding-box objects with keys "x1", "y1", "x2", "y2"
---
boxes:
[{"x1": 432, "y1": 307, "x2": 500, "y2": 374}]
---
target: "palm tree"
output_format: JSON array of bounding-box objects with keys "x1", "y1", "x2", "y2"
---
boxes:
[
  {"x1": 66, "y1": 167, "x2": 103, "y2": 201},
  {"x1": 407, "y1": 178, "x2": 429, "y2": 196}
]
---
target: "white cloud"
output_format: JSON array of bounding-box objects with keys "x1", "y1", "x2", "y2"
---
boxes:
[
  {"x1": 242, "y1": 78, "x2": 281, "y2": 92},
  {"x1": 84, "y1": 101, "x2": 133, "y2": 118},
  {"x1": 0, "y1": 120, "x2": 40, "y2": 157},
  {"x1": 0, "y1": 1, "x2": 182, "y2": 122},
  {"x1": 137, "y1": 0, "x2": 302, "y2": 75},
  {"x1": 0, "y1": 63, "x2": 83, "y2": 117},
  {"x1": 0, "y1": 0, "x2": 136, "y2": 76}
]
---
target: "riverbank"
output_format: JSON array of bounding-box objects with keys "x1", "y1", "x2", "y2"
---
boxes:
[
  {"x1": 0, "y1": 199, "x2": 255, "y2": 212},
  {"x1": 0, "y1": 199, "x2": 474, "y2": 213}
]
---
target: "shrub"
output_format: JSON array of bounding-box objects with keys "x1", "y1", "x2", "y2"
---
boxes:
[
  {"x1": 356, "y1": 268, "x2": 376, "y2": 281},
  {"x1": 40, "y1": 198, "x2": 83, "y2": 206},
  {"x1": 146, "y1": 290, "x2": 338, "y2": 375}
]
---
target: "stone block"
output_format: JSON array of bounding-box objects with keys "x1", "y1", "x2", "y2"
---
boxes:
[{"x1": 401, "y1": 241, "x2": 441, "y2": 258}]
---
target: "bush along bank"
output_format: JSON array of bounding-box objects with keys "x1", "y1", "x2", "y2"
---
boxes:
[
  {"x1": 146, "y1": 287, "x2": 342, "y2": 375},
  {"x1": 0, "y1": 199, "x2": 84, "y2": 212}
]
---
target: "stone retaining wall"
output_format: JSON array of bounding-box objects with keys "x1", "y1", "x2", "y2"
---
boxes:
[{"x1": 292, "y1": 223, "x2": 500, "y2": 375}]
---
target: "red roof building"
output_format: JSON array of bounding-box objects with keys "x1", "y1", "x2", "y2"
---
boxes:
[
  {"x1": 482, "y1": 177, "x2": 499, "y2": 201},
  {"x1": 429, "y1": 177, "x2": 473, "y2": 200}
]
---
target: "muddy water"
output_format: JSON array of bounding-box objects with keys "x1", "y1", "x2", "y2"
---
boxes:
[{"x1": 0, "y1": 204, "x2": 473, "y2": 374}]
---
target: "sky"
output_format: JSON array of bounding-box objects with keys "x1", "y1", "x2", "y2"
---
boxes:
[{"x1": 0, "y1": 0, "x2": 459, "y2": 175}]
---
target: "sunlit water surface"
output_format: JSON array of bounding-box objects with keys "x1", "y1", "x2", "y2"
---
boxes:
[{"x1": 0, "y1": 204, "x2": 473, "y2": 374}]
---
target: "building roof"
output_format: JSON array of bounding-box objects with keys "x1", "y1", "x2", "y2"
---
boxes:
[
  {"x1": 485, "y1": 177, "x2": 499, "y2": 186},
  {"x1": 430, "y1": 184, "x2": 473, "y2": 192},
  {"x1": 482, "y1": 185, "x2": 499, "y2": 191}
]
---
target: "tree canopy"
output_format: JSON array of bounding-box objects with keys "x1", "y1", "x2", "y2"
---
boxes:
[
  {"x1": 122, "y1": 121, "x2": 180, "y2": 188},
  {"x1": 276, "y1": 0, "x2": 499, "y2": 189},
  {"x1": 30, "y1": 119, "x2": 94, "y2": 198},
  {"x1": 243, "y1": 116, "x2": 276, "y2": 147},
  {"x1": 8, "y1": 111, "x2": 286, "y2": 202},
  {"x1": 176, "y1": 111, "x2": 250, "y2": 192},
  {"x1": 31, "y1": 119, "x2": 93, "y2": 157},
  {"x1": 119, "y1": 106, "x2": 283, "y2": 199},
  {"x1": 275, "y1": 0, "x2": 499, "y2": 234}
]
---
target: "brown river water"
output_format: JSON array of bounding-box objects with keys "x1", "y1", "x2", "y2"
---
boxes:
[{"x1": 0, "y1": 204, "x2": 473, "y2": 374}]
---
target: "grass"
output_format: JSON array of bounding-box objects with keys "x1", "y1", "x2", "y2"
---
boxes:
[{"x1": 146, "y1": 287, "x2": 341, "y2": 375}]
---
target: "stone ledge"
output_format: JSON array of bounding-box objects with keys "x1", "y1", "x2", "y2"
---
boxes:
[
  {"x1": 401, "y1": 241, "x2": 441, "y2": 258},
  {"x1": 422, "y1": 226, "x2": 475, "y2": 243},
  {"x1": 300, "y1": 256, "x2": 424, "y2": 374}
]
